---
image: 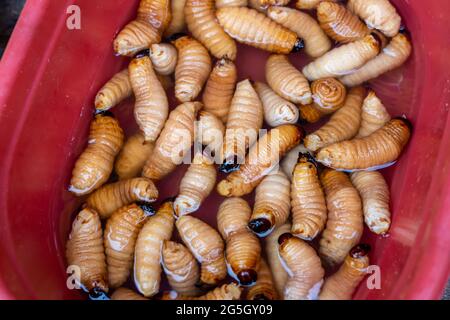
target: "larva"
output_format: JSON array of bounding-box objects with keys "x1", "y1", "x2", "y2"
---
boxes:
[
  {"x1": 267, "y1": 6, "x2": 331, "y2": 58},
  {"x1": 296, "y1": 0, "x2": 338, "y2": 10},
  {"x1": 142, "y1": 102, "x2": 202, "y2": 181},
  {"x1": 311, "y1": 78, "x2": 347, "y2": 115},
  {"x1": 114, "y1": 0, "x2": 171, "y2": 56},
  {"x1": 248, "y1": 171, "x2": 291, "y2": 237},
  {"x1": 95, "y1": 70, "x2": 132, "y2": 112},
  {"x1": 86, "y1": 177, "x2": 158, "y2": 219},
  {"x1": 217, "y1": 197, "x2": 251, "y2": 240},
  {"x1": 302, "y1": 34, "x2": 380, "y2": 81},
  {"x1": 246, "y1": 258, "x2": 278, "y2": 300},
  {"x1": 304, "y1": 86, "x2": 365, "y2": 152},
  {"x1": 266, "y1": 54, "x2": 312, "y2": 105},
  {"x1": 164, "y1": 0, "x2": 187, "y2": 37},
  {"x1": 291, "y1": 153, "x2": 327, "y2": 240},
  {"x1": 115, "y1": 133, "x2": 154, "y2": 180},
  {"x1": 185, "y1": 0, "x2": 237, "y2": 60},
  {"x1": 253, "y1": 82, "x2": 299, "y2": 127},
  {"x1": 162, "y1": 241, "x2": 201, "y2": 297},
  {"x1": 216, "y1": 7, "x2": 303, "y2": 54},
  {"x1": 162, "y1": 283, "x2": 242, "y2": 300},
  {"x1": 149, "y1": 43, "x2": 178, "y2": 75},
  {"x1": 176, "y1": 215, "x2": 227, "y2": 286},
  {"x1": 69, "y1": 114, "x2": 124, "y2": 196},
  {"x1": 174, "y1": 152, "x2": 217, "y2": 216},
  {"x1": 202, "y1": 58, "x2": 238, "y2": 123},
  {"x1": 340, "y1": 34, "x2": 412, "y2": 87},
  {"x1": 217, "y1": 124, "x2": 303, "y2": 197},
  {"x1": 280, "y1": 144, "x2": 312, "y2": 179},
  {"x1": 299, "y1": 104, "x2": 326, "y2": 124},
  {"x1": 173, "y1": 36, "x2": 212, "y2": 102},
  {"x1": 319, "y1": 244, "x2": 370, "y2": 300},
  {"x1": 216, "y1": 0, "x2": 248, "y2": 8},
  {"x1": 66, "y1": 208, "x2": 108, "y2": 293},
  {"x1": 316, "y1": 118, "x2": 412, "y2": 171},
  {"x1": 111, "y1": 287, "x2": 148, "y2": 300},
  {"x1": 134, "y1": 201, "x2": 175, "y2": 297},
  {"x1": 129, "y1": 54, "x2": 169, "y2": 143},
  {"x1": 278, "y1": 233, "x2": 325, "y2": 300},
  {"x1": 348, "y1": 0, "x2": 401, "y2": 37},
  {"x1": 319, "y1": 169, "x2": 363, "y2": 268},
  {"x1": 356, "y1": 90, "x2": 391, "y2": 138},
  {"x1": 196, "y1": 110, "x2": 225, "y2": 153},
  {"x1": 350, "y1": 171, "x2": 391, "y2": 235},
  {"x1": 104, "y1": 203, "x2": 152, "y2": 288}
]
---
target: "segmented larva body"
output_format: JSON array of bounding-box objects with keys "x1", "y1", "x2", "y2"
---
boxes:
[
  {"x1": 311, "y1": 78, "x2": 347, "y2": 115},
  {"x1": 249, "y1": 0, "x2": 290, "y2": 13},
  {"x1": 350, "y1": 171, "x2": 391, "y2": 235},
  {"x1": 340, "y1": 34, "x2": 412, "y2": 87},
  {"x1": 196, "y1": 110, "x2": 225, "y2": 153},
  {"x1": 173, "y1": 36, "x2": 212, "y2": 102},
  {"x1": 302, "y1": 34, "x2": 380, "y2": 81},
  {"x1": 217, "y1": 197, "x2": 251, "y2": 239},
  {"x1": 316, "y1": 118, "x2": 412, "y2": 171},
  {"x1": 299, "y1": 104, "x2": 325, "y2": 124},
  {"x1": 185, "y1": 0, "x2": 237, "y2": 60},
  {"x1": 66, "y1": 208, "x2": 108, "y2": 293},
  {"x1": 95, "y1": 69, "x2": 132, "y2": 112},
  {"x1": 267, "y1": 6, "x2": 331, "y2": 58},
  {"x1": 114, "y1": 0, "x2": 172, "y2": 56},
  {"x1": 162, "y1": 241, "x2": 201, "y2": 297},
  {"x1": 104, "y1": 204, "x2": 150, "y2": 288},
  {"x1": 142, "y1": 102, "x2": 202, "y2": 181},
  {"x1": 319, "y1": 244, "x2": 370, "y2": 300},
  {"x1": 69, "y1": 115, "x2": 124, "y2": 196},
  {"x1": 176, "y1": 215, "x2": 227, "y2": 285},
  {"x1": 296, "y1": 0, "x2": 338, "y2": 10},
  {"x1": 304, "y1": 86, "x2": 365, "y2": 152},
  {"x1": 356, "y1": 90, "x2": 391, "y2": 138},
  {"x1": 164, "y1": 0, "x2": 187, "y2": 36},
  {"x1": 319, "y1": 169, "x2": 363, "y2": 268},
  {"x1": 217, "y1": 124, "x2": 303, "y2": 197},
  {"x1": 348, "y1": 0, "x2": 401, "y2": 37},
  {"x1": 149, "y1": 43, "x2": 178, "y2": 75},
  {"x1": 174, "y1": 152, "x2": 217, "y2": 216},
  {"x1": 266, "y1": 54, "x2": 312, "y2": 105},
  {"x1": 278, "y1": 234, "x2": 325, "y2": 300},
  {"x1": 254, "y1": 82, "x2": 299, "y2": 127},
  {"x1": 280, "y1": 144, "x2": 312, "y2": 179},
  {"x1": 129, "y1": 55, "x2": 169, "y2": 143},
  {"x1": 202, "y1": 58, "x2": 238, "y2": 123},
  {"x1": 134, "y1": 201, "x2": 175, "y2": 297},
  {"x1": 216, "y1": 7, "x2": 301, "y2": 54},
  {"x1": 216, "y1": 0, "x2": 248, "y2": 8},
  {"x1": 111, "y1": 287, "x2": 149, "y2": 300},
  {"x1": 86, "y1": 177, "x2": 158, "y2": 219},
  {"x1": 163, "y1": 283, "x2": 242, "y2": 300},
  {"x1": 115, "y1": 133, "x2": 154, "y2": 180},
  {"x1": 246, "y1": 258, "x2": 278, "y2": 300}
]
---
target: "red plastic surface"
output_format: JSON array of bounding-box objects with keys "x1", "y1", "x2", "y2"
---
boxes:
[{"x1": 0, "y1": 0, "x2": 449, "y2": 300}]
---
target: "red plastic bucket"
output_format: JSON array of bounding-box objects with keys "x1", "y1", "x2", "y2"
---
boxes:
[{"x1": 0, "y1": 0, "x2": 449, "y2": 300}]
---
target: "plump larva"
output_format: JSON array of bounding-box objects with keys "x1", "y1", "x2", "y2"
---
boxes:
[
  {"x1": 149, "y1": 43, "x2": 178, "y2": 75},
  {"x1": 95, "y1": 69, "x2": 132, "y2": 112},
  {"x1": 129, "y1": 54, "x2": 169, "y2": 143},
  {"x1": 348, "y1": 0, "x2": 401, "y2": 37},
  {"x1": 304, "y1": 86, "x2": 365, "y2": 152},
  {"x1": 299, "y1": 104, "x2": 325, "y2": 124},
  {"x1": 86, "y1": 177, "x2": 158, "y2": 219},
  {"x1": 196, "y1": 110, "x2": 225, "y2": 153},
  {"x1": 185, "y1": 0, "x2": 237, "y2": 60},
  {"x1": 164, "y1": 0, "x2": 187, "y2": 36},
  {"x1": 340, "y1": 34, "x2": 412, "y2": 87},
  {"x1": 249, "y1": 0, "x2": 290, "y2": 13},
  {"x1": 319, "y1": 244, "x2": 370, "y2": 300},
  {"x1": 248, "y1": 171, "x2": 291, "y2": 237},
  {"x1": 356, "y1": 90, "x2": 391, "y2": 138},
  {"x1": 216, "y1": 0, "x2": 248, "y2": 8},
  {"x1": 291, "y1": 154, "x2": 327, "y2": 240},
  {"x1": 280, "y1": 144, "x2": 312, "y2": 179},
  {"x1": 317, "y1": 1, "x2": 370, "y2": 44},
  {"x1": 104, "y1": 204, "x2": 151, "y2": 288},
  {"x1": 163, "y1": 283, "x2": 242, "y2": 300},
  {"x1": 278, "y1": 234, "x2": 325, "y2": 300},
  {"x1": 350, "y1": 171, "x2": 391, "y2": 234},
  {"x1": 319, "y1": 169, "x2": 363, "y2": 268},
  {"x1": 142, "y1": 102, "x2": 202, "y2": 180},
  {"x1": 162, "y1": 241, "x2": 201, "y2": 297},
  {"x1": 134, "y1": 201, "x2": 175, "y2": 297},
  {"x1": 174, "y1": 152, "x2": 217, "y2": 216},
  {"x1": 254, "y1": 82, "x2": 299, "y2": 127},
  {"x1": 267, "y1": 6, "x2": 331, "y2": 58},
  {"x1": 115, "y1": 133, "x2": 154, "y2": 180},
  {"x1": 113, "y1": 0, "x2": 171, "y2": 56},
  {"x1": 217, "y1": 124, "x2": 303, "y2": 197},
  {"x1": 202, "y1": 58, "x2": 237, "y2": 123},
  {"x1": 246, "y1": 258, "x2": 278, "y2": 300},
  {"x1": 111, "y1": 287, "x2": 148, "y2": 300},
  {"x1": 216, "y1": 7, "x2": 301, "y2": 54},
  {"x1": 217, "y1": 197, "x2": 251, "y2": 240},
  {"x1": 266, "y1": 54, "x2": 312, "y2": 105},
  {"x1": 69, "y1": 114, "x2": 124, "y2": 196},
  {"x1": 302, "y1": 34, "x2": 380, "y2": 81},
  {"x1": 176, "y1": 215, "x2": 227, "y2": 285},
  {"x1": 296, "y1": 0, "x2": 338, "y2": 10},
  {"x1": 173, "y1": 36, "x2": 212, "y2": 102},
  {"x1": 311, "y1": 78, "x2": 347, "y2": 115},
  {"x1": 66, "y1": 208, "x2": 108, "y2": 293},
  {"x1": 316, "y1": 118, "x2": 412, "y2": 171}
]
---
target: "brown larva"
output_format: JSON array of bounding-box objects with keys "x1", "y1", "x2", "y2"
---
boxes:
[
  {"x1": 356, "y1": 90, "x2": 391, "y2": 138},
  {"x1": 111, "y1": 287, "x2": 149, "y2": 300},
  {"x1": 115, "y1": 133, "x2": 154, "y2": 180},
  {"x1": 246, "y1": 258, "x2": 278, "y2": 300},
  {"x1": 164, "y1": 0, "x2": 187, "y2": 37},
  {"x1": 296, "y1": 0, "x2": 338, "y2": 10},
  {"x1": 280, "y1": 144, "x2": 313, "y2": 179},
  {"x1": 162, "y1": 283, "x2": 242, "y2": 300},
  {"x1": 149, "y1": 43, "x2": 178, "y2": 76},
  {"x1": 196, "y1": 110, "x2": 225, "y2": 153},
  {"x1": 95, "y1": 69, "x2": 132, "y2": 112},
  {"x1": 299, "y1": 104, "x2": 326, "y2": 124},
  {"x1": 216, "y1": 0, "x2": 248, "y2": 8},
  {"x1": 311, "y1": 77, "x2": 347, "y2": 115}
]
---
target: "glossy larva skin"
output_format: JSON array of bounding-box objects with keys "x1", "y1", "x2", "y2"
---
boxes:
[
  {"x1": 246, "y1": 258, "x2": 278, "y2": 300},
  {"x1": 311, "y1": 78, "x2": 347, "y2": 115},
  {"x1": 66, "y1": 208, "x2": 108, "y2": 293},
  {"x1": 95, "y1": 69, "x2": 132, "y2": 112},
  {"x1": 196, "y1": 111, "x2": 225, "y2": 153},
  {"x1": 162, "y1": 283, "x2": 242, "y2": 300},
  {"x1": 299, "y1": 104, "x2": 325, "y2": 124},
  {"x1": 296, "y1": 0, "x2": 338, "y2": 10},
  {"x1": 266, "y1": 54, "x2": 312, "y2": 105},
  {"x1": 86, "y1": 177, "x2": 158, "y2": 219},
  {"x1": 280, "y1": 144, "x2": 312, "y2": 179},
  {"x1": 111, "y1": 287, "x2": 149, "y2": 300},
  {"x1": 216, "y1": 0, "x2": 248, "y2": 8},
  {"x1": 356, "y1": 90, "x2": 391, "y2": 138},
  {"x1": 217, "y1": 197, "x2": 251, "y2": 239},
  {"x1": 149, "y1": 43, "x2": 178, "y2": 76},
  {"x1": 164, "y1": 0, "x2": 187, "y2": 36},
  {"x1": 115, "y1": 133, "x2": 154, "y2": 180},
  {"x1": 69, "y1": 115, "x2": 124, "y2": 196}
]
